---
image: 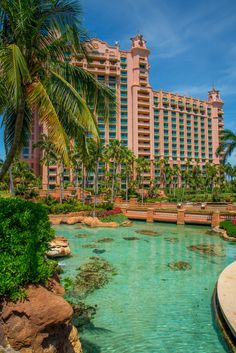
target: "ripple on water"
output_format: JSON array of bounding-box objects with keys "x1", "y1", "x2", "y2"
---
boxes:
[{"x1": 56, "y1": 222, "x2": 235, "y2": 353}]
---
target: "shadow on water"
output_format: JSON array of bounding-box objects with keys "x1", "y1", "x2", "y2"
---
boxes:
[{"x1": 80, "y1": 337, "x2": 102, "y2": 353}]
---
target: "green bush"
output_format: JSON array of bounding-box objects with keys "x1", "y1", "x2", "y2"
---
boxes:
[
  {"x1": 220, "y1": 220, "x2": 236, "y2": 238},
  {"x1": 101, "y1": 214, "x2": 128, "y2": 224},
  {"x1": 0, "y1": 198, "x2": 55, "y2": 300}
]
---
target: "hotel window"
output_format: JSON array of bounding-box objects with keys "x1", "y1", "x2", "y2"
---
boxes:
[
  {"x1": 120, "y1": 84, "x2": 127, "y2": 90},
  {"x1": 121, "y1": 133, "x2": 128, "y2": 139},
  {"x1": 180, "y1": 138, "x2": 184, "y2": 143},
  {"x1": 164, "y1": 137, "x2": 169, "y2": 142},
  {"x1": 180, "y1": 132, "x2": 184, "y2": 136},
  {"x1": 164, "y1": 117, "x2": 168, "y2": 122},
  {"x1": 99, "y1": 125, "x2": 105, "y2": 131},
  {"x1": 121, "y1": 77, "x2": 127, "y2": 83},
  {"x1": 180, "y1": 145, "x2": 184, "y2": 150},
  {"x1": 172, "y1": 144, "x2": 177, "y2": 149},
  {"x1": 164, "y1": 123, "x2": 168, "y2": 128},
  {"x1": 180, "y1": 151, "x2": 184, "y2": 156},
  {"x1": 164, "y1": 150, "x2": 169, "y2": 156},
  {"x1": 98, "y1": 75, "x2": 105, "y2": 81},
  {"x1": 121, "y1": 70, "x2": 127, "y2": 76},
  {"x1": 121, "y1": 119, "x2": 127, "y2": 124},
  {"x1": 188, "y1": 152, "x2": 192, "y2": 157},
  {"x1": 121, "y1": 105, "x2": 127, "y2": 111},
  {"x1": 172, "y1": 137, "x2": 177, "y2": 142},
  {"x1": 109, "y1": 132, "x2": 116, "y2": 138},
  {"x1": 121, "y1": 64, "x2": 127, "y2": 69},
  {"x1": 121, "y1": 112, "x2": 127, "y2": 117},
  {"x1": 121, "y1": 98, "x2": 127, "y2": 104},
  {"x1": 120, "y1": 57, "x2": 127, "y2": 62},
  {"x1": 120, "y1": 91, "x2": 127, "y2": 97}
]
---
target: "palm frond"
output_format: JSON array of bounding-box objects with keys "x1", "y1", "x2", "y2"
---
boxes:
[
  {"x1": 50, "y1": 70, "x2": 99, "y2": 138},
  {"x1": 0, "y1": 44, "x2": 31, "y2": 107},
  {"x1": 26, "y1": 79, "x2": 69, "y2": 163}
]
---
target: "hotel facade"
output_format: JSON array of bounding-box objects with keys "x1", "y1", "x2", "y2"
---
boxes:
[{"x1": 21, "y1": 34, "x2": 224, "y2": 189}]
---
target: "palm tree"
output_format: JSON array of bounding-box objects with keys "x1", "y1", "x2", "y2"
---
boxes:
[
  {"x1": 122, "y1": 148, "x2": 135, "y2": 201},
  {"x1": 0, "y1": 0, "x2": 114, "y2": 180},
  {"x1": 136, "y1": 157, "x2": 150, "y2": 205},
  {"x1": 217, "y1": 129, "x2": 236, "y2": 164},
  {"x1": 103, "y1": 140, "x2": 125, "y2": 202},
  {"x1": 87, "y1": 139, "x2": 103, "y2": 215},
  {"x1": 33, "y1": 134, "x2": 58, "y2": 194}
]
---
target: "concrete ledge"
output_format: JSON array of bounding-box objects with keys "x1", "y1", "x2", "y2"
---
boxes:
[{"x1": 217, "y1": 262, "x2": 236, "y2": 341}]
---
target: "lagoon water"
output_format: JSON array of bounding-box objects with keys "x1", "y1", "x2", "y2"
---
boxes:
[{"x1": 55, "y1": 222, "x2": 236, "y2": 353}]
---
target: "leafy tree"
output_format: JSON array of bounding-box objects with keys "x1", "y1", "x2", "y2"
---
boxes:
[
  {"x1": 0, "y1": 0, "x2": 114, "y2": 180},
  {"x1": 217, "y1": 129, "x2": 236, "y2": 164},
  {"x1": 136, "y1": 157, "x2": 150, "y2": 205}
]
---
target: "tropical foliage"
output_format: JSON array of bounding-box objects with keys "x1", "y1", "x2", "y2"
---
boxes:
[
  {"x1": 217, "y1": 129, "x2": 236, "y2": 163},
  {"x1": 0, "y1": 198, "x2": 55, "y2": 300},
  {"x1": 0, "y1": 0, "x2": 114, "y2": 180}
]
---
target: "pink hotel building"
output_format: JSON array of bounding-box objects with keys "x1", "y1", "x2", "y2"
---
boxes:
[{"x1": 21, "y1": 34, "x2": 224, "y2": 189}]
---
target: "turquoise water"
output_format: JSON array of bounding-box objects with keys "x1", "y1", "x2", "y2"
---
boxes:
[{"x1": 55, "y1": 222, "x2": 236, "y2": 353}]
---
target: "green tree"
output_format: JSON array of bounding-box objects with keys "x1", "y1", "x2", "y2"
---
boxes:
[
  {"x1": 136, "y1": 157, "x2": 150, "y2": 205},
  {"x1": 0, "y1": 0, "x2": 114, "y2": 180},
  {"x1": 103, "y1": 140, "x2": 125, "y2": 202},
  {"x1": 33, "y1": 134, "x2": 58, "y2": 194},
  {"x1": 121, "y1": 147, "x2": 135, "y2": 201},
  {"x1": 217, "y1": 129, "x2": 236, "y2": 164}
]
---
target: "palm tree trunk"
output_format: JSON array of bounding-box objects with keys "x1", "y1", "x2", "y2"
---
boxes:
[
  {"x1": 82, "y1": 162, "x2": 85, "y2": 205},
  {"x1": 126, "y1": 174, "x2": 129, "y2": 202},
  {"x1": 4, "y1": 128, "x2": 15, "y2": 196},
  {"x1": 111, "y1": 162, "x2": 116, "y2": 203},
  {"x1": 47, "y1": 161, "x2": 50, "y2": 197},
  {"x1": 93, "y1": 162, "x2": 98, "y2": 217},
  {"x1": 141, "y1": 175, "x2": 144, "y2": 205},
  {"x1": 59, "y1": 162, "x2": 64, "y2": 204},
  {"x1": 0, "y1": 99, "x2": 25, "y2": 180}
]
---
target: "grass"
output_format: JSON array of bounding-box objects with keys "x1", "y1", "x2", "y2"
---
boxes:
[
  {"x1": 100, "y1": 214, "x2": 128, "y2": 224},
  {"x1": 220, "y1": 220, "x2": 236, "y2": 238}
]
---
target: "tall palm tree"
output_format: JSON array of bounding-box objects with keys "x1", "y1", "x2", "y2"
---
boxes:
[
  {"x1": 33, "y1": 134, "x2": 58, "y2": 194},
  {"x1": 87, "y1": 139, "x2": 103, "y2": 215},
  {"x1": 122, "y1": 148, "x2": 135, "y2": 201},
  {"x1": 103, "y1": 140, "x2": 125, "y2": 202},
  {"x1": 136, "y1": 157, "x2": 150, "y2": 205},
  {"x1": 217, "y1": 129, "x2": 236, "y2": 164},
  {"x1": 0, "y1": 0, "x2": 114, "y2": 180}
]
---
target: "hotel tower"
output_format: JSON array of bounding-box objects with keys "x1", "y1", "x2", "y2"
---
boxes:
[{"x1": 21, "y1": 34, "x2": 224, "y2": 189}]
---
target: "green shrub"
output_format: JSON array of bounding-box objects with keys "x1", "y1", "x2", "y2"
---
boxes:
[
  {"x1": 0, "y1": 198, "x2": 55, "y2": 300},
  {"x1": 220, "y1": 220, "x2": 236, "y2": 238},
  {"x1": 100, "y1": 214, "x2": 128, "y2": 224}
]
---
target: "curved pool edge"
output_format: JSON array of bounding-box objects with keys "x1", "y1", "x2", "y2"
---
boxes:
[{"x1": 212, "y1": 261, "x2": 236, "y2": 353}]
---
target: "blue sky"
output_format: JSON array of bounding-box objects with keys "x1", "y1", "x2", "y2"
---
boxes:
[{"x1": 1, "y1": 0, "x2": 236, "y2": 163}]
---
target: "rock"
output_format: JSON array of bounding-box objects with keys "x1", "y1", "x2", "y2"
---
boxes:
[
  {"x1": 82, "y1": 217, "x2": 119, "y2": 228},
  {"x1": 93, "y1": 249, "x2": 106, "y2": 254},
  {"x1": 61, "y1": 216, "x2": 84, "y2": 225},
  {"x1": 187, "y1": 244, "x2": 225, "y2": 257},
  {"x1": 96, "y1": 238, "x2": 114, "y2": 243},
  {"x1": 47, "y1": 236, "x2": 71, "y2": 258},
  {"x1": 168, "y1": 261, "x2": 192, "y2": 270},
  {"x1": 135, "y1": 229, "x2": 160, "y2": 236},
  {"x1": 164, "y1": 237, "x2": 179, "y2": 243},
  {"x1": 0, "y1": 283, "x2": 82, "y2": 353},
  {"x1": 123, "y1": 237, "x2": 140, "y2": 241},
  {"x1": 121, "y1": 220, "x2": 133, "y2": 227},
  {"x1": 81, "y1": 243, "x2": 97, "y2": 249}
]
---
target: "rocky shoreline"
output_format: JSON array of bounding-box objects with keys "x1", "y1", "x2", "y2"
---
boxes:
[{"x1": 0, "y1": 280, "x2": 82, "y2": 353}]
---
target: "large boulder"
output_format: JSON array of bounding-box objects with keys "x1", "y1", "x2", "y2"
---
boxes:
[
  {"x1": 82, "y1": 217, "x2": 119, "y2": 228},
  {"x1": 0, "y1": 283, "x2": 82, "y2": 353},
  {"x1": 47, "y1": 237, "x2": 71, "y2": 258}
]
